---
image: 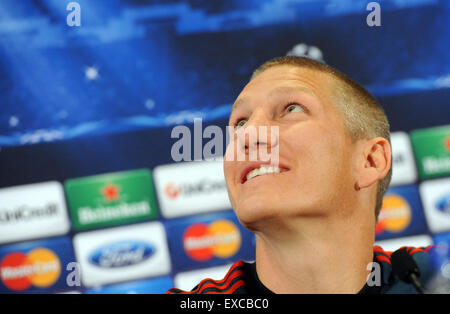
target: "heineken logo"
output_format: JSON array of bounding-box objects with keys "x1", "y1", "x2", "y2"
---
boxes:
[
  {"x1": 411, "y1": 126, "x2": 450, "y2": 179},
  {"x1": 77, "y1": 202, "x2": 151, "y2": 225},
  {"x1": 65, "y1": 169, "x2": 159, "y2": 231},
  {"x1": 423, "y1": 157, "x2": 450, "y2": 174},
  {"x1": 101, "y1": 183, "x2": 121, "y2": 202}
]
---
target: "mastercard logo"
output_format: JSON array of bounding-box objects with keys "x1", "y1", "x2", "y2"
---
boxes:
[
  {"x1": 182, "y1": 219, "x2": 241, "y2": 262},
  {"x1": 376, "y1": 194, "x2": 412, "y2": 235},
  {"x1": 0, "y1": 248, "x2": 61, "y2": 291}
]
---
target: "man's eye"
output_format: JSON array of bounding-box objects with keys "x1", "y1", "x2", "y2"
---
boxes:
[
  {"x1": 285, "y1": 103, "x2": 305, "y2": 114},
  {"x1": 235, "y1": 119, "x2": 247, "y2": 128}
]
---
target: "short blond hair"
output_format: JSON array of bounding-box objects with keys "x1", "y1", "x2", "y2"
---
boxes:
[{"x1": 251, "y1": 56, "x2": 392, "y2": 219}]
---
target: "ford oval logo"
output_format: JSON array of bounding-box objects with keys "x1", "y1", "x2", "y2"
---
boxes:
[
  {"x1": 88, "y1": 240, "x2": 154, "y2": 268},
  {"x1": 436, "y1": 194, "x2": 450, "y2": 214}
]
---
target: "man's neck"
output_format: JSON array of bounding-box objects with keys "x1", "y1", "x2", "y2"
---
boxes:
[{"x1": 253, "y1": 214, "x2": 375, "y2": 294}]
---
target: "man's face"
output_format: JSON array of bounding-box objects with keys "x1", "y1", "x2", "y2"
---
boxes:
[{"x1": 224, "y1": 65, "x2": 358, "y2": 229}]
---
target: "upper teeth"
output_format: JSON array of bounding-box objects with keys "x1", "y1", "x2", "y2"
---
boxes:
[{"x1": 246, "y1": 166, "x2": 281, "y2": 181}]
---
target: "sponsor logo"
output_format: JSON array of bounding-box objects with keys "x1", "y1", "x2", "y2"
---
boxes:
[
  {"x1": 65, "y1": 169, "x2": 159, "y2": 230},
  {"x1": 423, "y1": 156, "x2": 450, "y2": 175},
  {"x1": 153, "y1": 161, "x2": 231, "y2": 218},
  {"x1": 73, "y1": 222, "x2": 171, "y2": 287},
  {"x1": 419, "y1": 178, "x2": 450, "y2": 233},
  {"x1": 163, "y1": 180, "x2": 226, "y2": 200},
  {"x1": 88, "y1": 241, "x2": 155, "y2": 268},
  {"x1": 77, "y1": 202, "x2": 150, "y2": 225},
  {"x1": 0, "y1": 182, "x2": 70, "y2": 244},
  {"x1": 411, "y1": 126, "x2": 450, "y2": 179},
  {"x1": 182, "y1": 219, "x2": 241, "y2": 262},
  {"x1": 376, "y1": 194, "x2": 412, "y2": 235},
  {"x1": 435, "y1": 193, "x2": 450, "y2": 214},
  {"x1": 0, "y1": 204, "x2": 58, "y2": 223},
  {"x1": 390, "y1": 132, "x2": 417, "y2": 186},
  {"x1": 432, "y1": 233, "x2": 450, "y2": 274},
  {"x1": 0, "y1": 248, "x2": 61, "y2": 291},
  {"x1": 164, "y1": 183, "x2": 180, "y2": 199},
  {"x1": 393, "y1": 154, "x2": 405, "y2": 164},
  {"x1": 101, "y1": 183, "x2": 121, "y2": 202}
]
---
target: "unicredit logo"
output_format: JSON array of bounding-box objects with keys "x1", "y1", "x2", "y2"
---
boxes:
[
  {"x1": 164, "y1": 183, "x2": 180, "y2": 199},
  {"x1": 88, "y1": 241, "x2": 155, "y2": 268},
  {"x1": 0, "y1": 204, "x2": 58, "y2": 223},
  {"x1": 164, "y1": 180, "x2": 226, "y2": 200},
  {"x1": 393, "y1": 153, "x2": 405, "y2": 164}
]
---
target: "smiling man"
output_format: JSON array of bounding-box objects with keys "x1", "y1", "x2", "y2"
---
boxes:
[{"x1": 166, "y1": 56, "x2": 435, "y2": 294}]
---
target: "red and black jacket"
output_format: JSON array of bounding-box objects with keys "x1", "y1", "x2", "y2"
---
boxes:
[{"x1": 166, "y1": 245, "x2": 437, "y2": 294}]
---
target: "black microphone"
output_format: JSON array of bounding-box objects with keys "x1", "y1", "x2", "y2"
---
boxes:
[{"x1": 391, "y1": 249, "x2": 426, "y2": 294}]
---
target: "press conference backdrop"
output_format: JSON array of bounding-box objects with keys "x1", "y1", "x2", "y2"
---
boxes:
[{"x1": 0, "y1": 0, "x2": 449, "y2": 294}]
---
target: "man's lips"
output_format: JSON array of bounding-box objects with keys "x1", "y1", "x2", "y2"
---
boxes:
[{"x1": 240, "y1": 161, "x2": 290, "y2": 184}]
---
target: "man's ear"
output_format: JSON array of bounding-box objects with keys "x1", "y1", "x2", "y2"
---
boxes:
[{"x1": 355, "y1": 137, "x2": 392, "y2": 190}]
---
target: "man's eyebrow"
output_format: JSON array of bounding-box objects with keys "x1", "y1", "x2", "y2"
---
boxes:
[
  {"x1": 231, "y1": 86, "x2": 317, "y2": 113},
  {"x1": 231, "y1": 96, "x2": 249, "y2": 113}
]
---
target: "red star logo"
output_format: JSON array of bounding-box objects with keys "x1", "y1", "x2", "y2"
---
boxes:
[
  {"x1": 101, "y1": 183, "x2": 121, "y2": 202},
  {"x1": 445, "y1": 136, "x2": 450, "y2": 153}
]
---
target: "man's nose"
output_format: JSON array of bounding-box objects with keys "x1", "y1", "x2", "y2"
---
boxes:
[{"x1": 238, "y1": 109, "x2": 279, "y2": 155}]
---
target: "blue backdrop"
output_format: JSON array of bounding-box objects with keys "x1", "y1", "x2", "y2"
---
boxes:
[{"x1": 0, "y1": 0, "x2": 449, "y2": 294}]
